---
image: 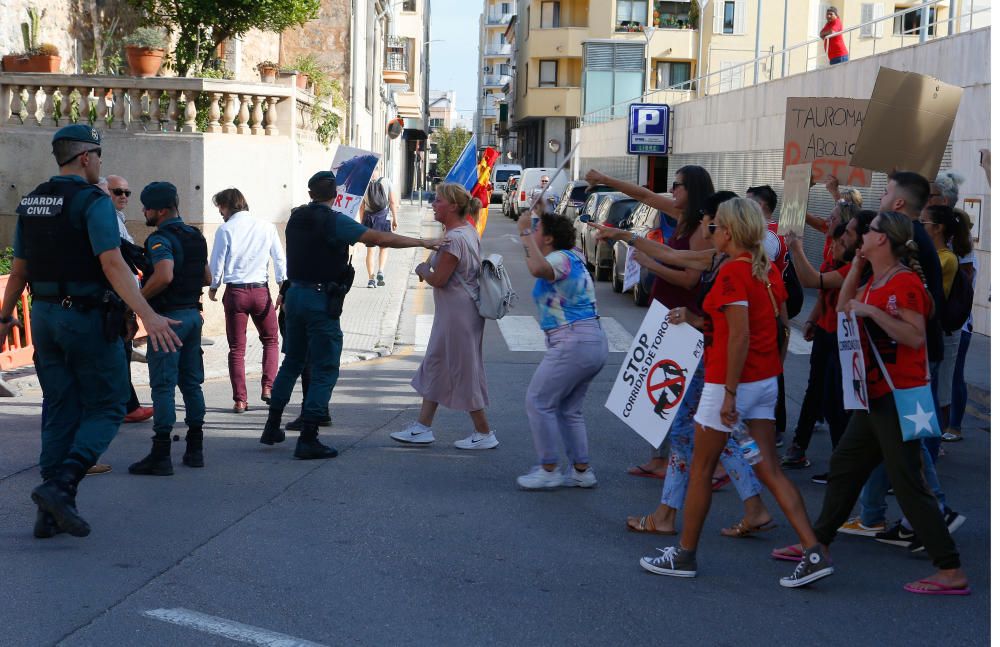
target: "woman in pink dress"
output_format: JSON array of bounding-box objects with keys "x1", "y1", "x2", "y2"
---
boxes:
[{"x1": 390, "y1": 183, "x2": 498, "y2": 450}]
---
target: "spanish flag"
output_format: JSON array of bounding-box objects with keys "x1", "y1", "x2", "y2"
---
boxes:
[{"x1": 469, "y1": 147, "x2": 499, "y2": 236}]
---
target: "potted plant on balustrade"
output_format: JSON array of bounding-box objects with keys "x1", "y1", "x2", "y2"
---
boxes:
[
  {"x1": 292, "y1": 54, "x2": 327, "y2": 91},
  {"x1": 124, "y1": 27, "x2": 168, "y2": 77},
  {"x1": 3, "y1": 8, "x2": 61, "y2": 73},
  {"x1": 257, "y1": 60, "x2": 279, "y2": 83}
]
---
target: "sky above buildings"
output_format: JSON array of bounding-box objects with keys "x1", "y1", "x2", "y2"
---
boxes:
[{"x1": 429, "y1": 0, "x2": 480, "y2": 130}]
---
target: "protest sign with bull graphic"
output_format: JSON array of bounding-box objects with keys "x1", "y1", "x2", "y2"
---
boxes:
[
  {"x1": 838, "y1": 311, "x2": 869, "y2": 411},
  {"x1": 605, "y1": 301, "x2": 704, "y2": 448}
]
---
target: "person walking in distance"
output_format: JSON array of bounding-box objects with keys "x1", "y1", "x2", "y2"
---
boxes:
[
  {"x1": 361, "y1": 169, "x2": 399, "y2": 288},
  {"x1": 513, "y1": 206, "x2": 608, "y2": 489},
  {"x1": 391, "y1": 183, "x2": 498, "y2": 450},
  {"x1": 105, "y1": 174, "x2": 155, "y2": 425},
  {"x1": 0, "y1": 125, "x2": 182, "y2": 538},
  {"x1": 128, "y1": 183, "x2": 211, "y2": 476},
  {"x1": 259, "y1": 171, "x2": 439, "y2": 459},
  {"x1": 208, "y1": 188, "x2": 286, "y2": 414}
]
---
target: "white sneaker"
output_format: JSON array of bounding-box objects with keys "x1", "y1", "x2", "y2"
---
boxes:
[
  {"x1": 390, "y1": 422, "x2": 435, "y2": 444},
  {"x1": 562, "y1": 466, "x2": 598, "y2": 488},
  {"x1": 516, "y1": 466, "x2": 563, "y2": 490},
  {"x1": 453, "y1": 430, "x2": 499, "y2": 450}
]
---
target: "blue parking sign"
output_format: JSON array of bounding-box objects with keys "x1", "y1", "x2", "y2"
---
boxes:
[{"x1": 628, "y1": 104, "x2": 669, "y2": 156}]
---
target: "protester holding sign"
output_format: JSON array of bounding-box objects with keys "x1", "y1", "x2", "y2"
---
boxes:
[
  {"x1": 511, "y1": 208, "x2": 608, "y2": 490},
  {"x1": 639, "y1": 198, "x2": 828, "y2": 588},
  {"x1": 778, "y1": 210, "x2": 969, "y2": 596}
]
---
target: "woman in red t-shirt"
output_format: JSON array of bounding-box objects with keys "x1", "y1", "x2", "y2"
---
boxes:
[
  {"x1": 639, "y1": 198, "x2": 827, "y2": 587},
  {"x1": 782, "y1": 210, "x2": 968, "y2": 595}
]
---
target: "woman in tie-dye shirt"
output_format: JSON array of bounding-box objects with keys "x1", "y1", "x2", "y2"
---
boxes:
[{"x1": 513, "y1": 208, "x2": 609, "y2": 490}]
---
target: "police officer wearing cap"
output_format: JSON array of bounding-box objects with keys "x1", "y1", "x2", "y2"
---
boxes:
[
  {"x1": 0, "y1": 125, "x2": 182, "y2": 539},
  {"x1": 128, "y1": 182, "x2": 211, "y2": 476},
  {"x1": 259, "y1": 170, "x2": 440, "y2": 458}
]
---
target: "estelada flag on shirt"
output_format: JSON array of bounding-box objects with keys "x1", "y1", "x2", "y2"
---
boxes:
[{"x1": 468, "y1": 147, "x2": 500, "y2": 236}]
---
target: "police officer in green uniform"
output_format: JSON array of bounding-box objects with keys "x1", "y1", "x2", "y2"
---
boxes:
[
  {"x1": 128, "y1": 182, "x2": 211, "y2": 476},
  {"x1": 259, "y1": 171, "x2": 439, "y2": 458},
  {"x1": 0, "y1": 125, "x2": 182, "y2": 538}
]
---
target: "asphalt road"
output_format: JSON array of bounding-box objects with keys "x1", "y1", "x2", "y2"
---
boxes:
[{"x1": 0, "y1": 205, "x2": 989, "y2": 646}]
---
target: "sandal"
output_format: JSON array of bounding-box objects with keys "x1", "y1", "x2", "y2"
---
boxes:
[
  {"x1": 721, "y1": 519, "x2": 777, "y2": 538},
  {"x1": 627, "y1": 465, "x2": 666, "y2": 479},
  {"x1": 626, "y1": 514, "x2": 677, "y2": 536},
  {"x1": 903, "y1": 579, "x2": 971, "y2": 596},
  {"x1": 771, "y1": 544, "x2": 804, "y2": 562},
  {"x1": 711, "y1": 474, "x2": 731, "y2": 491}
]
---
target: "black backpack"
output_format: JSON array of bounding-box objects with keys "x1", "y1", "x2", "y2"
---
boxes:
[
  {"x1": 365, "y1": 178, "x2": 389, "y2": 213},
  {"x1": 782, "y1": 253, "x2": 803, "y2": 319},
  {"x1": 941, "y1": 267, "x2": 974, "y2": 333}
]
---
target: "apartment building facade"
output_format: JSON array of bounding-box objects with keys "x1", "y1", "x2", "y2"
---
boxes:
[
  {"x1": 503, "y1": 0, "x2": 977, "y2": 166},
  {"x1": 476, "y1": 0, "x2": 518, "y2": 153}
]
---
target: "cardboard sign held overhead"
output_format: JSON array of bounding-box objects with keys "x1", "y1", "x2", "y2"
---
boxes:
[
  {"x1": 783, "y1": 97, "x2": 871, "y2": 187},
  {"x1": 779, "y1": 163, "x2": 812, "y2": 237},
  {"x1": 850, "y1": 67, "x2": 963, "y2": 181}
]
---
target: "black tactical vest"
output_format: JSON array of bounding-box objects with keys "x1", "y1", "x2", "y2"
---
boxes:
[
  {"x1": 285, "y1": 203, "x2": 351, "y2": 283},
  {"x1": 16, "y1": 180, "x2": 107, "y2": 291},
  {"x1": 144, "y1": 222, "x2": 208, "y2": 312}
]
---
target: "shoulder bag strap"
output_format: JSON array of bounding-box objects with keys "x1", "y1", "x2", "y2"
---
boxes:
[{"x1": 735, "y1": 257, "x2": 779, "y2": 317}]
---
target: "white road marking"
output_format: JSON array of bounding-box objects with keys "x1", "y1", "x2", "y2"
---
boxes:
[
  {"x1": 496, "y1": 316, "x2": 632, "y2": 352},
  {"x1": 787, "y1": 326, "x2": 812, "y2": 355},
  {"x1": 415, "y1": 314, "x2": 434, "y2": 351},
  {"x1": 143, "y1": 608, "x2": 328, "y2": 647}
]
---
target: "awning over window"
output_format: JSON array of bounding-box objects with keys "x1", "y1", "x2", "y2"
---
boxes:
[{"x1": 394, "y1": 91, "x2": 423, "y2": 119}]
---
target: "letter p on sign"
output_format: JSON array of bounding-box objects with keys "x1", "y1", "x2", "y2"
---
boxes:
[{"x1": 637, "y1": 109, "x2": 660, "y2": 134}]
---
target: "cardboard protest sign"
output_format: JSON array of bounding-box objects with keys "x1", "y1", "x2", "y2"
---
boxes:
[
  {"x1": 783, "y1": 97, "x2": 871, "y2": 187},
  {"x1": 778, "y1": 163, "x2": 811, "y2": 237},
  {"x1": 622, "y1": 246, "x2": 641, "y2": 292},
  {"x1": 838, "y1": 311, "x2": 869, "y2": 411},
  {"x1": 329, "y1": 145, "x2": 382, "y2": 221},
  {"x1": 850, "y1": 67, "x2": 963, "y2": 181},
  {"x1": 605, "y1": 301, "x2": 704, "y2": 448}
]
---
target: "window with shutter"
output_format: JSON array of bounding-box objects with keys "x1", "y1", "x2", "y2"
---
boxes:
[
  {"x1": 713, "y1": 1, "x2": 724, "y2": 33},
  {"x1": 614, "y1": 43, "x2": 645, "y2": 71},
  {"x1": 873, "y1": 4, "x2": 885, "y2": 37},
  {"x1": 718, "y1": 60, "x2": 743, "y2": 92},
  {"x1": 585, "y1": 42, "x2": 614, "y2": 70},
  {"x1": 861, "y1": 3, "x2": 874, "y2": 38},
  {"x1": 733, "y1": 0, "x2": 747, "y2": 35},
  {"x1": 539, "y1": 60, "x2": 558, "y2": 86}
]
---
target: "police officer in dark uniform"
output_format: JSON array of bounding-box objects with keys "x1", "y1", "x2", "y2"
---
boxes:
[
  {"x1": 128, "y1": 182, "x2": 211, "y2": 476},
  {"x1": 259, "y1": 170, "x2": 440, "y2": 458},
  {"x1": 0, "y1": 125, "x2": 182, "y2": 538}
]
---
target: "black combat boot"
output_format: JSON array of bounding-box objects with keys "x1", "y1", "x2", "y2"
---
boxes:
[
  {"x1": 294, "y1": 421, "x2": 339, "y2": 460},
  {"x1": 31, "y1": 462, "x2": 90, "y2": 537},
  {"x1": 128, "y1": 437, "x2": 174, "y2": 476},
  {"x1": 260, "y1": 409, "x2": 286, "y2": 445},
  {"x1": 33, "y1": 507, "x2": 62, "y2": 539},
  {"x1": 286, "y1": 411, "x2": 332, "y2": 431},
  {"x1": 182, "y1": 426, "x2": 204, "y2": 468}
]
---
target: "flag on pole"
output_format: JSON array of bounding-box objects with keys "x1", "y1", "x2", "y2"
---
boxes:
[
  {"x1": 443, "y1": 135, "x2": 479, "y2": 188},
  {"x1": 470, "y1": 147, "x2": 500, "y2": 236}
]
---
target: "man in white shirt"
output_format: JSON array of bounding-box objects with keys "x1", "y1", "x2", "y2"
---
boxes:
[
  {"x1": 208, "y1": 188, "x2": 287, "y2": 413},
  {"x1": 106, "y1": 175, "x2": 134, "y2": 243}
]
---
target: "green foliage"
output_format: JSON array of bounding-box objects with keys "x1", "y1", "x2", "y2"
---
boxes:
[
  {"x1": 434, "y1": 127, "x2": 473, "y2": 178},
  {"x1": 21, "y1": 7, "x2": 40, "y2": 53},
  {"x1": 688, "y1": 0, "x2": 700, "y2": 26},
  {"x1": 0, "y1": 247, "x2": 13, "y2": 276},
  {"x1": 128, "y1": 0, "x2": 320, "y2": 75},
  {"x1": 124, "y1": 26, "x2": 167, "y2": 49},
  {"x1": 314, "y1": 109, "x2": 340, "y2": 148}
]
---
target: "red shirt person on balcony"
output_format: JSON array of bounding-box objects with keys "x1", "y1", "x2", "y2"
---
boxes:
[{"x1": 820, "y1": 6, "x2": 849, "y2": 65}]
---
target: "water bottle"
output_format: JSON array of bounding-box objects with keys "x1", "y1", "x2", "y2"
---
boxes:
[{"x1": 733, "y1": 423, "x2": 762, "y2": 465}]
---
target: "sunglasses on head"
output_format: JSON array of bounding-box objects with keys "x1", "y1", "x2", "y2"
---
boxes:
[{"x1": 112, "y1": 188, "x2": 131, "y2": 197}]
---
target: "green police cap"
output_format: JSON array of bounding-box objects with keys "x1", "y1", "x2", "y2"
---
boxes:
[
  {"x1": 308, "y1": 170, "x2": 337, "y2": 190},
  {"x1": 140, "y1": 182, "x2": 179, "y2": 210},
  {"x1": 52, "y1": 124, "x2": 101, "y2": 146}
]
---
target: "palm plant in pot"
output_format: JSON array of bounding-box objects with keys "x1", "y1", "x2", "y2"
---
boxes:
[
  {"x1": 124, "y1": 27, "x2": 167, "y2": 77},
  {"x1": 4, "y1": 8, "x2": 61, "y2": 73}
]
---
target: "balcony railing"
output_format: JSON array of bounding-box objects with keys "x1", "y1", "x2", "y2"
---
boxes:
[
  {"x1": 483, "y1": 74, "x2": 512, "y2": 88},
  {"x1": 484, "y1": 43, "x2": 512, "y2": 57},
  {"x1": 486, "y1": 13, "x2": 514, "y2": 26},
  {"x1": 384, "y1": 36, "x2": 409, "y2": 84}
]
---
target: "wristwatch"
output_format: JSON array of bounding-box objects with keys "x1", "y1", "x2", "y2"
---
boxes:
[{"x1": 627, "y1": 231, "x2": 640, "y2": 246}]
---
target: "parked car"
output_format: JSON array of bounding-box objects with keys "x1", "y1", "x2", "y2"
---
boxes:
[
  {"x1": 515, "y1": 167, "x2": 568, "y2": 214},
  {"x1": 611, "y1": 202, "x2": 659, "y2": 294},
  {"x1": 490, "y1": 164, "x2": 522, "y2": 203},
  {"x1": 556, "y1": 181, "x2": 615, "y2": 219},
  {"x1": 581, "y1": 192, "x2": 638, "y2": 281},
  {"x1": 572, "y1": 192, "x2": 612, "y2": 254},
  {"x1": 503, "y1": 175, "x2": 520, "y2": 219}
]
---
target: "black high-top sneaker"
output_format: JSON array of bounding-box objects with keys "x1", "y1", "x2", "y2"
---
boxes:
[
  {"x1": 31, "y1": 462, "x2": 90, "y2": 537},
  {"x1": 182, "y1": 426, "x2": 204, "y2": 468},
  {"x1": 260, "y1": 409, "x2": 286, "y2": 445}
]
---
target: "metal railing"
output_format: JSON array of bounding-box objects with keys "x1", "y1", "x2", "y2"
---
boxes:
[
  {"x1": 484, "y1": 43, "x2": 512, "y2": 57},
  {"x1": 582, "y1": 1, "x2": 989, "y2": 124},
  {"x1": 486, "y1": 12, "x2": 514, "y2": 26},
  {"x1": 385, "y1": 36, "x2": 409, "y2": 73},
  {"x1": 483, "y1": 74, "x2": 512, "y2": 87}
]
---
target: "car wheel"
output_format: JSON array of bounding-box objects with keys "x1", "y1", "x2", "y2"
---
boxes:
[
  {"x1": 611, "y1": 263, "x2": 624, "y2": 293},
  {"x1": 633, "y1": 282, "x2": 649, "y2": 307}
]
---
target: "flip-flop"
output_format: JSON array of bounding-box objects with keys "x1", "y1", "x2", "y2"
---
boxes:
[
  {"x1": 626, "y1": 515, "x2": 677, "y2": 536},
  {"x1": 721, "y1": 519, "x2": 777, "y2": 538},
  {"x1": 711, "y1": 474, "x2": 731, "y2": 491},
  {"x1": 903, "y1": 579, "x2": 971, "y2": 596},
  {"x1": 771, "y1": 544, "x2": 804, "y2": 562},
  {"x1": 627, "y1": 465, "x2": 666, "y2": 480}
]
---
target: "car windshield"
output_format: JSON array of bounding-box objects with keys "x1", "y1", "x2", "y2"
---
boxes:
[
  {"x1": 494, "y1": 170, "x2": 519, "y2": 182},
  {"x1": 607, "y1": 201, "x2": 638, "y2": 226},
  {"x1": 570, "y1": 186, "x2": 588, "y2": 202}
]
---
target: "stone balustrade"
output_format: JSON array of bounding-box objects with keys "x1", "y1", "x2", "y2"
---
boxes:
[{"x1": 0, "y1": 73, "x2": 342, "y2": 139}]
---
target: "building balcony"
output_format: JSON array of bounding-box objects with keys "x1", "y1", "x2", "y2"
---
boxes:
[
  {"x1": 526, "y1": 27, "x2": 588, "y2": 59},
  {"x1": 648, "y1": 28, "x2": 697, "y2": 61},
  {"x1": 484, "y1": 43, "x2": 513, "y2": 58},
  {"x1": 481, "y1": 104, "x2": 498, "y2": 118},
  {"x1": 516, "y1": 86, "x2": 581, "y2": 120},
  {"x1": 486, "y1": 13, "x2": 514, "y2": 27},
  {"x1": 483, "y1": 74, "x2": 512, "y2": 89},
  {"x1": 383, "y1": 37, "x2": 409, "y2": 85}
]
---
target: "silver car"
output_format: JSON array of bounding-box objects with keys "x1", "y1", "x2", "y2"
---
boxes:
[{"x1": 582, "y1": 193, "x2": 638, "y2": 282}]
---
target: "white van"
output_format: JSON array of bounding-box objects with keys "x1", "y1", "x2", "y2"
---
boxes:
[
  {"x1": 490, "y1": 164, "x2": 523, "y2": 203},
  {"x1": 515, "y1": 168, "x2": 568, "y2": 214}
]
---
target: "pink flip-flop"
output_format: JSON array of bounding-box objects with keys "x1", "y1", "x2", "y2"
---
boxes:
[
  {"x1": 903, "y1": 579, "x2": 971, "y2": 596},
  {"x1": 770, "y1": 545, "x2": 804, "y2": 562}
]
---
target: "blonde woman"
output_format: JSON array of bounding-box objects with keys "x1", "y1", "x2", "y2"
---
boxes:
[
  {"x1": 391, "y1": 183, "x2": 498, "y2": 450},
  {"x1": 640, "y1": 198, "x2": 828, "y2": 588}
]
